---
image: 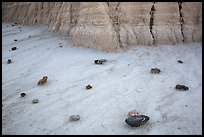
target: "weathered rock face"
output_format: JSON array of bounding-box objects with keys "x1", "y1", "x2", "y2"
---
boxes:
[{"x1": 2, "y1": 2, "x2": 202, "y2": 51}]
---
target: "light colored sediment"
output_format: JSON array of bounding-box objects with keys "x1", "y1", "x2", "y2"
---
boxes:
[{"x1": 2, "y1": 2, "x2": 202, "y2": 51}]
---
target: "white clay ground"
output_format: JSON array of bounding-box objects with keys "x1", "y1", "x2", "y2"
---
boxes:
[{"x1": 2, "y1": 23, "x2": 202, "y2": 135}]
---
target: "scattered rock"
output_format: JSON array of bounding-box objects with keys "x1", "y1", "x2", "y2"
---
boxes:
[
  {"x1": 86, "y1": 84, "x2": 92, "y2": 90},
  {"x1": 7, "y1": 59, "x2": 12, "y2": 64},
  {"x1": 14, "y1": 22, "x2": 17, "y2": 25},
  {"x1": 175, "y1": 84, "x2": 189, "y2": 91},
  {"x1": 20, "y1": 92, "x2": 27, "y2": 97},
  {"x1": 20, "y1": 30, "x2": 22, "y2": 31},
  {"x1": 69, "y1": 115, "x2": 80, "y2": 121},
  {"x1": 150, "y1": 68, "x2": 161, "y2": 74},
  {"x1": 32, "y1": 99, "x2": 39, "y2": 104},
  {"x1": 29, "y1": 36, "x2": 31, "y2": 38},
  {"x1": 128, "y1": 110, "x2": 139, "y2": 117},
  {"x1": 19, "y1": 27, "x2": 21, "y2": 29},
  {"x1": 38, "y1": 76, "x2": 48, "y2": 85},
  {"x1": 59, "y1": 45, "x2": 62, "y2": 48},
  {"x1": 11, "y1": 47, "x2": 17, "y2": 50},
  {"x1": 125, "y1": 115, "x2": 149, "y2": 127},
  {"x1": 14, "y1": 39, "x2": 18, "y2": 42},
  {"x1": 11, "y1": 24, "x2": 15, "y2": 26},
  {"x1": 94, "y1": 59, "x2": 107, "y2": 65},
  {"x1": 178, "y1": 60, "x2": 183, "y2": 63}
]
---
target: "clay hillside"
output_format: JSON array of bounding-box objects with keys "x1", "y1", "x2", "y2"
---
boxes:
[{"x1": 2, "y1": 2, "x2": 202, "y2": 51}]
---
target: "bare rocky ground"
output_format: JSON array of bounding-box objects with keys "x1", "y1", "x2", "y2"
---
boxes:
[{"x1": 2, "y1": 23, "x2": 202, "y2": 135}]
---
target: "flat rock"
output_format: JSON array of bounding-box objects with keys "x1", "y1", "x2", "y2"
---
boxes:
[{"x1": 125, "y1": 115, "x2": 149, "y2": 127}]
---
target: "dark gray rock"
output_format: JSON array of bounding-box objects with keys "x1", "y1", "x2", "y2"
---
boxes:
[
  {"x1": 20, "y1": 92, "x2": 27, "y2": 97},
  {"x1": 69, "y1": 115, "x2": 80, "y2": 121},
  {"x1": 125, "y1": 115, "x2": 149, "y2": 127},
  {"x1": 150, "y1": 68, "x2": 161, "y2": 74},
  {"x1": 94, "y1": 59, "x2": 107, "y2": 65},
  {"x1": 32, "y1": 99, "x2": 39, "y2": 104},
  {"x1": 86, "y1": 84, "x2": 92, "y2": 90},
  {"x1": 175, "y1": 84, "x2": 189, "y2": 91},
  {"x1": 11, "y1": 47, "x2": 17, "y2": 50},
  {"x1": 7, "y1": 59, "x2": 12, "y2": 64},
  {"x1": 178, "y1": 60, "x2": 183, "y2": 63}
]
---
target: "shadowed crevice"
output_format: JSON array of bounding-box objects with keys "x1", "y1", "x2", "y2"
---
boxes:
[
  {"x1": 149, "y1": 3, "x2": 156, "y2": 45},
  {"x1": 178, "y1": 2, "x2": 184, "y2": 43}
]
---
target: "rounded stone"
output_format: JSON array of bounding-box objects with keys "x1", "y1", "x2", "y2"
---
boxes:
[
  {"x1": 178, "y1": 60, "x2": 183, "y2": 63},
  {"x1": 175, "y1": 84, "x2": 189, "y2": 91},
  {"x1": 20, "y1": 92, "x2": 27, "y2": 97},
  {"x1": 11, "y1": 47, "x2": 17, "y2": 50},
  {"x1": 7, "y1": 59, "x2": 12, "y2": 64},
  {"x1": 69, "y1": 115, "x2": 80, "y2": 121},
  {"x1": 125, "y1": 115, "x2": 149, "y2": 127}
]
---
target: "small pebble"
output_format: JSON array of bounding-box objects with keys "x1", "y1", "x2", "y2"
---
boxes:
[
  {"x1": 14, "y1": 39, "x2": 18, "y2": 42},
  {"x1": 94, "y1": 59, "x2": 107, "y2": 65},
  {"x1": 175, "y1": 84, "x2": 189, "y2": 91},
  {"x1": 29, "y1": 36, "x2": 31, "y2": 38},
  {"x1": 86, "y1": 84, "x2": 92, "y2": 90},
  {"x1": 11, "y1": 47, "x2": 17, "y2": 50},
  {"x1": 7, "y1": 59, "x2": 12, "y2": 64},
  {"x1": 178, "y1": 60, "x2": 183, "y2": 63},
  {"x1": 32, "y1": 99, "x2": 39, "y2": 104},
  {"x1": 128, "y1": 110, "x2": 139, "y2": 117},
  {"x1": 150, "y1": 68, "x2": 161, "y2": 74},
  {"x1": 69, "y1": 115, "x2": 80, "y2": 121},
  {"x1": 20, "y1": 92, "x2": 26, "y2": 97}
]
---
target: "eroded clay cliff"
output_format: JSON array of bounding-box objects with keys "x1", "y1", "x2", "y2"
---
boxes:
[{"x1": 2, "y1": 2, "x2": 202, "y2": 51}]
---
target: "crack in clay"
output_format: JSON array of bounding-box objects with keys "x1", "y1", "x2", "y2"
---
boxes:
[
  {"x1": 149, "y1": 3, "x2": 156, "y2": 45},
  {"x1": 107, "y1": 2, "x2": 123, "y2": 48},
  {"x1": 67, "y1": 3, "x2": 80, "y2": 37},
  {"x1": 178, "y1": 2, "x2": 184, "y2": 42}
]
